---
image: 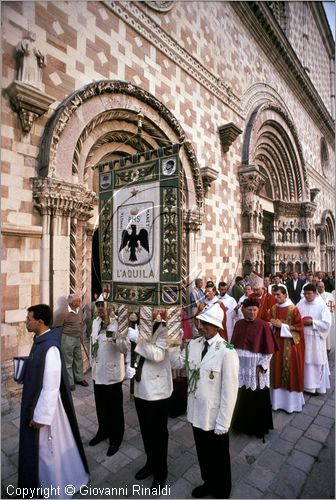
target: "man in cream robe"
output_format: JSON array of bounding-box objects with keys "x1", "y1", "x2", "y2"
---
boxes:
[{"x1": 297, "y1": 284, "x2": 332, "y2": 394}]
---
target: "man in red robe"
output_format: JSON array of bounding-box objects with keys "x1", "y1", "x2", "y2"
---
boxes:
[
  {"x1": 270, "y1": 285, "x2": 305, "y2": 413},
  {"x1": 249, "y1": 272, "x2": 276, "y2": 321}
]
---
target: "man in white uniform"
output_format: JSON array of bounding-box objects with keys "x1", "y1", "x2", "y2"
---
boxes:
[
  {"x1": 297, "y1": 284, "x2": 332, "y2": 394},
  {"x1": 89, "y1": 294, "x2": 131, "y2": 456},
  {"x1": 18, "y1": 304, "x2": 89, "y2": 498},
  {"x1": 170, "y1": 303, "x2": 239, "y2": 498},
  {"x1": 128, "y1": 310, "x2": 173, "y2": 492}
]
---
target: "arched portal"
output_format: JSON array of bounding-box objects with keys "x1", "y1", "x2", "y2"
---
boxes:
[
  {"x1": 32, "y1": 80, "x2": 204, "y2": 323},
  {"x1": 239, "y1": 94, "x2": 315, "y2": 275},
  {"x1": 318, "y1": 210, "x2": 335, "y2": 271}
]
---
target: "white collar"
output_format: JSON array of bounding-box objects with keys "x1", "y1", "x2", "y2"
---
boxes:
[
  {"x1": 276, "y1": 298, "x2": 293, "y2": 308},
  {"x1": 204, "y1": 333, "x2": 221, "y2": 346}
]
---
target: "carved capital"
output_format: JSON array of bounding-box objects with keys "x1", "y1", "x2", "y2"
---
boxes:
[
  {"x1": 32, "y1": 177, "x2": 96, "y2": 220},
  {"x1": 238, "y1": 165, "x2": 265, "y2": 194},
  {"x1": 6, "y1": 81, "x2": 55, "y2": 133},
  {"x1": 183, "y1": 208, "x2": 203, "y2": 232},
  {"x1": 218, "y1": 122, "x2": 243, "y2": 153}
]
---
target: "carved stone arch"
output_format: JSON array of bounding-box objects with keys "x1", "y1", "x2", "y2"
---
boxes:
[
  {"x1": 317, "y1": 209, "x2": 335, "y2": 271},
  {"x1": 239, "y1": 87, "x2": 312, "y2": 275},
  {"x1": 38, "y1": 80, "x2": 203, "y2": 210},
  {"x1": 242, "y1": 103, "x2": 308, "y2": 202}
]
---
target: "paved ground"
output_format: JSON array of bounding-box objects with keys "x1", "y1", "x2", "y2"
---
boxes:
[{"x1": 2, "y1": 352, "x2": 334, "y2": 499}]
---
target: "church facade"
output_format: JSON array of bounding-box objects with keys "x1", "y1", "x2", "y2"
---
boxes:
[{"x1": 1, "y1": 1, "x2": 335, "y2": 405}]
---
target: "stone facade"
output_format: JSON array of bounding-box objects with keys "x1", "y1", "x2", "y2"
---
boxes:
[{"x1": 1, "y1": 1, "x2": 335, "y2": 405}]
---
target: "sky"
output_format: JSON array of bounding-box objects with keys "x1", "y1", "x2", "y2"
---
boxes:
[{"x1": 323, "y1": 1, "x2": 335, "y2": 40}]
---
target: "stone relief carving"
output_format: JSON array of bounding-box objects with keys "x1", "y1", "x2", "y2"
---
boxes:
[
  {"x1": 32, "y1": 177, "x2": 96, "y2": 219},
  {"x1": 144, "y1": 1, "x2": 174, "y2": 12}
]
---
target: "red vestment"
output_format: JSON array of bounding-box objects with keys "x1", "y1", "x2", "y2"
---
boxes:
[
  {"x1": 270, "y1": 304, "x2": 305, "y2": 392},
  {"x1": 231, "y1": 318, "x2": 279, "y2": 354}
]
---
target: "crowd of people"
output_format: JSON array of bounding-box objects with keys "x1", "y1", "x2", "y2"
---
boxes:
[{"x1": 16, "y1": 268, "x2": 334, "y2": 499}]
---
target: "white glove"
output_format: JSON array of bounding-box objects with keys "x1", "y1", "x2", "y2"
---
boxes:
[
  {"x1": 128, "y1": 325, "x2": 139, "y2": 343},
  {"x1": 214, "y1": 423, "x2": 228, "y2": 435},
  {"x1": 125, "y1": 365, "x2": 136, "y2": 379}
]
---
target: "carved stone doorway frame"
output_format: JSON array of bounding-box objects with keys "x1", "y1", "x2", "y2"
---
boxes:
[{"x1": 33, "y1": 81, "x2": 204, "y2": 326}]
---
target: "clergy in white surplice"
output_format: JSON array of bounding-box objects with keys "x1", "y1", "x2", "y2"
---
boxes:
[
  {"x1": 317, "y1": 280, "x2": 335, "y2": 353},
  {"x1": 297, "y1": 284, "x2": 332, "y2": 395}
]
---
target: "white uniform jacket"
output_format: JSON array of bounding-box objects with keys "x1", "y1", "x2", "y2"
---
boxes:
[
  {"x1": 90, "y1": 316, "x2": 128, "y2": 385},
  {"x1": 170, "y1": 333, "x2": 239, "y2": 431},
  {"x1": 134, "y1": 323, "x2": 173, "y2": 401}
]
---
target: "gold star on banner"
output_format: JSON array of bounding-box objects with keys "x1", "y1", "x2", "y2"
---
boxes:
[{"x1": 131, "y1": 188, "x2": 139, "y2": 197}]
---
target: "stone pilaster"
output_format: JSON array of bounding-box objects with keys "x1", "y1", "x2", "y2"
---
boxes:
[{"x1": 32, "y1": 177, "x2": 96, "y2": 310}]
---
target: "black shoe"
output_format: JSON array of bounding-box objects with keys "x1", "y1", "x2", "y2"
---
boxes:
[
  {"x1": 70, "y1": 385, "x2": 76, "y2": 391},
  {"x1": 192, "y1": 484, "x2": 213, "y2": 498},
  {"x1": 89, "y1": 434, "x2": 106, "y2": 446},
  {"x1": 151, "y1": 476, "x2": 167, "y2": 491},
  {"x1": 76, "y1": 380, "x2": 89, "y2": 387},
  {"x1": 106, "y1": 444, "x2": 119, "y2": 457},
  {"x1": 135, "y1": 465, "x2": 153, "y2": 480}
]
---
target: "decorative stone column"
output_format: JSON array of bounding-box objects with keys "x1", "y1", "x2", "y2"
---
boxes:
[
  {"x1": 32, "y1": 177, "x2": 96, "y2": 311},
  {"x1": 183, "y1": 208, "x2": 203, "y2": 294},
  {"x1": 238, "y1": 165, "x2": 266, "y2": 272}
]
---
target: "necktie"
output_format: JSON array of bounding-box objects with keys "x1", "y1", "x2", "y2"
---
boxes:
[{"x1": 201, "y1": 340, "x2": 209, "y2": 360}]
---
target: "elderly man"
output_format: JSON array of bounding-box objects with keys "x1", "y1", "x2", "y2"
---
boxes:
[
  {"x1": 317, "y1": 280, "x2": 335, "y2": 353},
  {"x1": 297, "y1": 284, "x2": 332, "y2": 394},
  {"x1": 18, "y1": 304, "x2": 89, "y2": 497},
  {"x1": 58, "y1": 294, "x2": 88, "y2": 390},
  {"x1": 249, "y1": 272, "x2": 276, "y2": 321},
  {"x1": 171, "y1": 303, "x2": 239, "y2": 499}
]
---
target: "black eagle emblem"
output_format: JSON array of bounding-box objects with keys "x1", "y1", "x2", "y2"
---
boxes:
[{"x1": 119, "y1": 224, "x2": 150, "y2": 262}]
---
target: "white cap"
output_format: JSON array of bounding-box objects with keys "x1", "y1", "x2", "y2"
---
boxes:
[
  {"x1": 95, "y1": 293, "x2": 104, "y2": 303},
  {"x1": 196, "y1": 303, "x2": 224, "y2": 329}
]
